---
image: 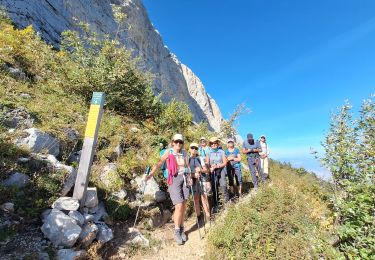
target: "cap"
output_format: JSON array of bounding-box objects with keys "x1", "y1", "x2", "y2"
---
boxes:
[
  {"x1": 227, "y1": 138, "x2": 235, "y2": 143},
  {"x1": 172, "y1": 134, "x2": 184, "y2": 142},
  {"x1": 199, "y1": 137, "x2": 207, "y2": 141},
  {"x1": 247, "y1": 133, "x2": 254, "y2": 139},
  {"x1": 260, "y1": 135, "x2": 266, "y2": 139},
  {"x1": 189, "y1": 142, "x2": 199, "y2": 148},
  {"x1": 209, "y1": 136, "x2": 220, "y2": 143}
]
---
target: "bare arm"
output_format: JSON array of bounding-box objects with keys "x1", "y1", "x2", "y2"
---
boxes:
[{"x1": 145, "y1": 152, "x2": 168, "y2": 181}]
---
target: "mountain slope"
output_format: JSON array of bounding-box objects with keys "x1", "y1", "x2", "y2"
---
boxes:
[{"x1": 0, "y1": 0, "x2": 223, "y2": 131}]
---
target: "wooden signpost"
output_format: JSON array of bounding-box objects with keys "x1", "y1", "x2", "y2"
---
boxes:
[{"x1": 73, "y1": 92, "x2": 105, "y2": 206}]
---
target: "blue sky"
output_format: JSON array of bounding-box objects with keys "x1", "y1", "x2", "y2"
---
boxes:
[{"x1": 142, "y1": 0, "x2": 375, "y2": 179}]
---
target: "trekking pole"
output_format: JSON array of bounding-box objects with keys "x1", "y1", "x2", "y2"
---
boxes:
[
  {"x1": 213, "y1": 168, "x2": 218, "y2": 213},
  {"x1": 199, "y1": 177, "x2": 207, "y2": 233},
  {"x1": 190, "y1": 179, "x2": 202, "y2": 240},
  {"x1": 133, "y1": 166, "x2": 151, "y2": 228}
]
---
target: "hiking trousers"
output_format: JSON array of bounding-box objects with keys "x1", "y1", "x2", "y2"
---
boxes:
[
  {"x1": 260, "y1": 157, "x2": 269, "y2": 176},
  {"x1": 247, "y1": 157, "x2": 265, "y2": 188},
  {"x1": 211, "y1": 167, "x2": 229, "y2": 208}
]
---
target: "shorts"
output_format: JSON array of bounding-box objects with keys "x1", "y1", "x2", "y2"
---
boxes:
[
  {"x1": 191, "y1": 178, "x2": 212, "y2": 195},
  {"x1": 167, "y1": 174, "x2": 190, "y2": 205}
]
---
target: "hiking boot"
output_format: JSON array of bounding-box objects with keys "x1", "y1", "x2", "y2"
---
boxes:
[
  {"x1": 174, "y1": 229, "x2": 183, "y2": 245},
  {"x1": 180, "y1": 226, "x2": 187, "y2": 242}
]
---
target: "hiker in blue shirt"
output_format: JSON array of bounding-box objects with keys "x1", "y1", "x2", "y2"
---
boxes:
[
  {"x1": 242, "y1": 133, "x2": 266, "y2": 189},
  {"x1": 198, "y1": 137, "x2": 210, "y2": 164},
  {"x1": 225, "y1": 138, "x2": 243, "y2": 197}
]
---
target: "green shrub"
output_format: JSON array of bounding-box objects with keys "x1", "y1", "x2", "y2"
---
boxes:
[{"x1": 321, "y1": 96, "x2": 375, "y2": 259}]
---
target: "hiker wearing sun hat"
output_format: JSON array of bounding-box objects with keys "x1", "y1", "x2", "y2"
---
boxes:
[
  {"x1": 259, "y1": 135, "x2": 270, "y2": 178},
  {"x1": 145, "y1": 133, "x2": 190, "y2": 245},
  {"x1": 188, "y1": 142, "x2": 211, "y2": 229},
  {"x1": 225, "y1": 138, "x2": 243, "y2": 197},
  {"x1": 242, "y1": 133, "x2": 265, "y2": 189},
  {"x1": 207, "y1": 136, "x2": 229, "y2": 213}
]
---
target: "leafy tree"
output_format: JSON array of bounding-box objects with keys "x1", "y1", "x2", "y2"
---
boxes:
[
  {"x1": 321, "y1": 96, "x2": 375, "y2": 259},
  {"x1": 219, "y1": 103, "x2": 250, "y2": 139}
]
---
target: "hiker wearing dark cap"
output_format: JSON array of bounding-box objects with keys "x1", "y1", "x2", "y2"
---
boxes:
[
  {"x1": 242, "y1": 133, "x2": 265, "y2": 189},
  {"x1": 225, "y1": 138, "x2": 243, "y2": 197},
  {"x1": 145, "y1": 134, "x2": 190, "y2": 245},
  {"x1": 207, "y1": 137, "x2": 229, "y2": 213},
  {"x1": 189, "y1": 142, "x2": 211, "y2": 225}
]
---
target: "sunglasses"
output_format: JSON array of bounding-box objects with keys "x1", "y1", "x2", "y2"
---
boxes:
[
  {"x1": 211, "y1": 142, "x2": 218, "y2": 145},
  {"x1": 174, "y1": 140, "x2": 184, "y2": 144},
  {"x1": 190, "y1": 147, "x2": 198, "y2": 150}
]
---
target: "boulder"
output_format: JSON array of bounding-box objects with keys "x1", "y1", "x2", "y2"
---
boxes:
[
  {"x1": 112, "y1": 189, "x2": 127, "y2": 200},
  {"x1": 126, "y1": 228, "x2": 149, "y2": 247},
  {"x1": 78, "y1": 223, "x2": 98, "y2": 248},
  {"x1": 41, "y1": 209, "x2": 52, "y2": 222},
  {"x1": 41, "y1": 209, "x2": 82, "y2": 247},
  {"x1": 155, "y1": 190, "x2": 167, "y2": 203},
  {"x1": 0, "y1": 107, "x2": 33, "y2": 129},
  {"x1": 52, "y1": 197, "x2": 79, "y2": 211},
  {"x1": 1, "y1": 202, "x2": 14, "y2": 213},
  {"x1": 84, "y1": 187, "x2": 98, "y2": 208},
  {"x1": 135, "y1": 176, "x2": 161, "y2": 202},
  {"x1": 148, "y1": 209, "x2": 172, "y2": 228},
  {"x1": 68, "y1": 211, "x2": 85, "y2": 226},
  {"x1": 99, "y1": 163, "x2": 118, "y2": 188},
  {"x1": 92, "y1": 202, "x2": 109, "y2": 222},
  {"x1": 2, "y1": 172, "x2": 30, "y2": 188},
  {"x1": 95, "y1": 221, "x2": 114, "y2": 243},
  {"x1": 16, "y1": 128, "x2": 60, "y2": 156},
  {"x1": 57, "y1": 249, "x2": 86, "y2": 260}
]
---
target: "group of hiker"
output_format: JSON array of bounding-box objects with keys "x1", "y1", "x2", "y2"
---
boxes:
[{"x1": 144, "y1": 133, "x2": 270, "y2": 245}]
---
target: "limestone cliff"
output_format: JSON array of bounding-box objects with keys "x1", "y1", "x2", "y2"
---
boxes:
[{"x1": 0, "y1": 0, "x2": 223, "y2": 131}]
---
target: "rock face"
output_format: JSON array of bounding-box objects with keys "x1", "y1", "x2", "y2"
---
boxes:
[{"x1": 0, "y1": 0, "x2": 223, "y2": 131}]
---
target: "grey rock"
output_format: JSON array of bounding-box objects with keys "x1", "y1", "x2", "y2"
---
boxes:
[
  {"x1": 38, "y1": 252, "x2": 49, "y2": 260},
  {"x1": 67, "y1": 150, "x2": 81, "y2": 164},
  {"x1": 126, "y1": 227, "x2": 149, "y2": 247},
  {"x1": 78, "y1": 223, "x2": 98, "y2": 248},
  {"x1": 0, "y1": 107, "x2": 33, "y2": 129},
  {"x1": 95, "y1": 221, "x2": 114, "y2": 243},
  {"x1": 16, "y1": 128, "x2": 60, "y2": 156},
  {"x1": 19, "y1": 93, "x2": 32, "y2": 99},
  {"x1": 112, "y1": 189, "x2": 127, "y2": 200},
  {"x1": 68, "y1": 211, "x2": 85, "y2": 226},
  {"x1": 92, "y1": 202, "x2": 109, "y2": 222},
  {"x1": 1, "y1": 0, "x2": 224, "y2": 131},
  {"x1": 41, "y1": 209, "x2": 82, "y2": 247},
  {"x1": 57, "y1": 249, "x2": 86, "y2": 260},
  {"x1": 2, "y1": 172, "x2": 30, "y2": 188},
  {"x1": 52, "y1": 197, "x2": 80, "y2": 211},
  {"x1": 7, "y1": 67, "x2": 27, "y2": 80},
  {"x1": 41, "y1": 209, "x2": 52, "y2": 222},
  {"x1": 83, "y1": 213, "x2": 94, "y2": 223},
  {"x1": 88, "y1": 205, "x2": 99, "y2": 214},
  {"x1": 63, "y1": 128, "x2": 79, "y2": 142},
  {"x1": 1, "y1": 202, "x2": 14, "y2": 213},
  {"x1": 155, "y1": 190, "x2": 167, "y2": 203},
  {"x1": 84, "y1": 187, "x2": 98, "y2": 208},
  {"x1": 99, "y1": 163, "x2": 119, "y2": 188}
]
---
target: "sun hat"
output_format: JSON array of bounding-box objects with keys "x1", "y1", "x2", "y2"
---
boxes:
[
  {"x1": 227, "y1": 138, "x2": 235, "y2": 143},
  {"x1": 189, "y1": 142, "x2": 199, "y2": 148},
  {"x1": 199, "y1": 137, "x2": 206, "y2": 141},
  {"x1": 209, "y1": 136, "x2": 220, "y2": 144},
  {"x1": 172, "y1": 133, "x2": 184, "y2": 142}
]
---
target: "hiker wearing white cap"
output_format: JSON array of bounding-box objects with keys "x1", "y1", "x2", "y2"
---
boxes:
[
  {"x1": 198, "y1": 137, "x2": 210, "y2": 164},
  {"x1": 259, "y1": 135, "x2": 270, "y2": 178},
  {"x1": 188, "y1": 142, "x2": 211, "y2": 226},
  {"x1": 145, "y1": 133, "x2": 190, "y2": 245},
  {"x1": 225, "y1": 138, "x2": 243, "y2": 197},
  {"x1": 208, "y1": 137, "x2": 229, "y2": 213},
  {"x1": 242, "y1": 133, "x2": 266, "y2": 189}
]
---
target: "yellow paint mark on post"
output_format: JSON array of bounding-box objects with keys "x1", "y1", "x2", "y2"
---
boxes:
[{"x1": 84, "y1": 104, "x2": 100, "y2": 138}]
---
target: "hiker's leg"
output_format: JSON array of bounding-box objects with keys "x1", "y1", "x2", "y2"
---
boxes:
[
  {"x1": 247, "y1": 157, "x2": 258, "y2": 188},
  {"x1": 201, "y1": 193, "x2": 210, "y2": 218},
  {"x1": 256, "y1": 159, "x2": 266, "y2": 182},
  {"x1": 263, "y1": 157, "x2": 269, "y2": 177},
  {"x1": 211, "y1": 170, "x2": 218, "y2": 208},
  {"x1": 174, "y1": 202, "x2": 184, "y2": 229},
  {"x1": 236, "y1": 168, "x2": 243, "y2": 195},
  {"x1": 227, "y1": 165, "x2": 234, "y2": 195},
  {"x1": 219, "y1": 167, "x2": 229, "y2": 203}
]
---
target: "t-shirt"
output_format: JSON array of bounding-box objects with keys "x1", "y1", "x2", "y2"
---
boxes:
[
  {"x1": 209, "y1": 149, "x2": 225, "y2": 165},
  {"x1": 225, "y1": 148, "x2": 241, "y2": 168},
  {"x1": 242, "y1": 140, "x2": 262, "y2": 158},
  {"x1": 189, "y1": 156, "x2": 202, "y2": 173}
]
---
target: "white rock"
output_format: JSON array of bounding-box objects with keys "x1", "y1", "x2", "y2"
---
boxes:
[
  {"x1": 1, "y1": 202, "x2": 14, "y2": 213},
  {"x1": 68, "y1": 211, "x2": 85, "y2": 226},
  {"x1": 112, "y1": 189, "x2": 127, "y2": 200},
  {"x1": 126, "y1": 227, "x2": 149, "y2": 247},
  {"x1": 16, "y1": 128, "x2": 60, "y2": 156},
  {"x1": 78, "y1": 223, "x2": 98, "y2": 248},
  {"x1": 84, "y1": 187, "x2": 98, "y2": 208},
  {"x1": 41, "y1": 209, "x2": 82, "y2": 247},
  {"x1": 52, "y1": 197, "x2": 79, "y2": 211},
  {"x1": 95, "y1": 221, "x2": 113, "y2": 243},
  {"x1": 135, "y1": 176, "x2": 161, "y2": 202},
  {"x1": 57, "y1": 249, "x2": 86, "y2": 260},
  {"x1": 2, "y1": 172, "x2": 30, "y2": 188}
]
